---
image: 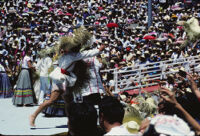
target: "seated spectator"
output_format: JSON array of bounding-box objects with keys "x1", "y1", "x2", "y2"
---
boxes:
[
  {"x1": 99, "y1": 96, "x2": 132, "y2": 135},
  {"x1": 67, "y1": 102, "x2": 102, "y2": 136}
]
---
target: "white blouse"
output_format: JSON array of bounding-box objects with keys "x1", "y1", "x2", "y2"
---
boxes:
[
  {"x1": 58, "y1": 48, "x2": 100, "y2": 71},
  {"x1": 0, "y1": 64, "x2": 5, "y2": 72},
  {"x1": 21, "y1": 56, "x2": 31, "y2": 69}
]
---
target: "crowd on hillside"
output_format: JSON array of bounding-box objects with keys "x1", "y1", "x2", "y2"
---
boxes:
[{"x1": 0, "y1": 0, "x2": 200, "y2": 135}]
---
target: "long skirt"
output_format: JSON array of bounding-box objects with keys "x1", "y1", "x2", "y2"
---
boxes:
[
  {"x1": 0, "y1": 72, "x2": 13, "y2": 98},
  {"x1": 42, "y1": 88, "x2": 66, "y2": 117},
  {"x1": 12, "y1": 69, "x2": 34, "y2": 105}
]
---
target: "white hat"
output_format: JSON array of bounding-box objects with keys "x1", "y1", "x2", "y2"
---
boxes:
[
  {"x1": 110, "y1": 59, "x2": 115, "y2": 63},
  {"x1": 141, "y1": 54, "x2": 145, "y2": 58},
  {"x1": 164, "y1": 15, "x2": 170, "y2": 20},
  {"x1": 156, "y1": 42, "x2": 160, "y2": 46},
  {"x1": 144, "y1": 50, "x2": 149, "y2": 54},
  {"x1": 186, "y1": 88, "x2": 192, "y2": 93},
  {"x1": 120, "y1": 95, "x2": 126, "y2": 100},
  {"x1": 180, "y1": 67, "x2": 185, "y2": 72},
  {"x1": 136, "y1": 51, "x2": 141, "y2": 55},
  {"x1": 127, "y1": 121, "x2": 139, "y2": 130}
]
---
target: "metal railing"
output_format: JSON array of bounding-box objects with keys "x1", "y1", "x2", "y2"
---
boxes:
[{"x1": 101, "y1": 55, "x2": 200, "y2": 94}]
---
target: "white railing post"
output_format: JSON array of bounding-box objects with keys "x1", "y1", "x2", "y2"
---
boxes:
[
  {"x1": 160, "y1": 61, "x2": 166, "y2": 80},
  {"x1": 114, "y1": 68, "x2": 118, "y2": 93},
  {"x1": 100, "y1": 55, "x2": 200, "y2": 95},
  {"x1": 139, "y1": 69, "x2": 142, "y2": 96}
]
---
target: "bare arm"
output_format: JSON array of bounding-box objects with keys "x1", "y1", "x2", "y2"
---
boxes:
[
  {"x1": 106, "y1": 85, "x2": 114, "y2": 97},
  {"x1": 187, "y1": 74, "x2": 200, "y2": 102},
  {"x1": 160, "y1": 87, "x2": 200, "y2": 133},
  {"x1": 75, "y1": 45, "x2": 105, "y2": 61},
  {"x1": 27, "y1": 61, "x2": 35, "y2": 71}
]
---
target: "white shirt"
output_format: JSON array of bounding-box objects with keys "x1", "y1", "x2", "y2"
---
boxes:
[
  {"x1": 58, "y1": 49, "x2": 100, "y2": 71},
  {"x1": 0, "y1": 64, "x2": 5, "y2": 72},
  {"x1": 159, "y1": 0, "x2": 166, "y2": 3},
  {"x1": 81, "y1": 57, "x2": 105, "y2": 96},
  {"x1": 104, "y1": 125, "x2": 133, "y2": 136},
  {"x1": 36, "y1": 57, "x2": 52, "y2": 77},
  {"x1": 21, "y1": 56, "x2": 31, "y2": 69}
]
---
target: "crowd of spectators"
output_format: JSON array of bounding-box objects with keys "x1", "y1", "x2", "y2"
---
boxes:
[
  {"x1": 1, "y1": 0, "x2": 200, "y2": 135},
  {"x1": 1, "y1": 0, "x2": 200, "y2": 89}
]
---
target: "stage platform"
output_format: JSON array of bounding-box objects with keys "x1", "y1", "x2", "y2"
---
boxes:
[{"x1": 0, "y1": 98, "x2": 68, "y2": 135}]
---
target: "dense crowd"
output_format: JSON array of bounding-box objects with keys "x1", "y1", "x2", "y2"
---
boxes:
[
  {"x1": 0, "y1": 0, "x2": 200, "y2": 87},
  {"x1": 0, "y1": 0, "x2": 200, "y2": 135}
]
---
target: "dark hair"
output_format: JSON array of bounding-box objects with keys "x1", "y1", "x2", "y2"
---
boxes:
[
  {"x1": 121, "y1": 91, "x2": 129, "y2": 97},
  {"x1": 99, "y1": 96, "x2": 125, "y2": 124},
  {"x1": 67, "y1": 102, "x2": 99, "y2": 136}
]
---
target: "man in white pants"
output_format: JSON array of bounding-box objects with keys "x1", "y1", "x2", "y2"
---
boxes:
[{"x1": 36, "y1": 55, "x2": 52, "y2": 105}]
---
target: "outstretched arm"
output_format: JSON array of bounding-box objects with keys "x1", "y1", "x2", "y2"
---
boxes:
[
  {"x1": 160, "y1": 87, "x2": 200, "y2": 134},
  {"x1": 187, "y1": 74, "x2": 200, "y2": 102},
  {"x1": 75, "y1": 45, "x2": 105, "y2": 61}
]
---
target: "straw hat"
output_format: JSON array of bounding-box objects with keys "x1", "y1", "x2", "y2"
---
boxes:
[
  {"x1": 123, "y1": 121, "x2": 140, "y2": 131},
  {"x1": 100, "y1": 53, "x2": 106, "y2": 58},
  {"x1": 123, "y1": 105, "x2": 143, "y2": 134},
  {"x1": 127, "y1": 62, "x2": 132, "y2": 67}
]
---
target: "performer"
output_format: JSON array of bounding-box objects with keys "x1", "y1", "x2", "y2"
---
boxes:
[
  {"x1": 12, "y1": 49, "x2": 35, "y2": 106},
  {"x1": 81, "y1": 56, "x2": 105, "y2": 105},
  {"x1": 42, "y1": 90, "x2": 66, "y2": 117},
  {"x1": 29, "y1": 26, "x2": 105, "y2": 127},
  {"x1": 0, "y1": 63, "x2": 13, "y2": 98},
  {"x1": 43, "y1": 59, "x2": 66, "y2": 117}
]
